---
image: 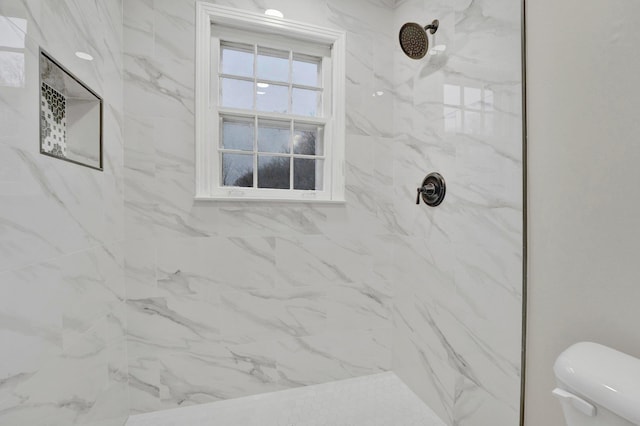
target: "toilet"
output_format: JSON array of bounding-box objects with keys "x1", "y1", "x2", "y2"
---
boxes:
[{"x1": 553, "y1": 342, "x2": 640, "y2": 426}]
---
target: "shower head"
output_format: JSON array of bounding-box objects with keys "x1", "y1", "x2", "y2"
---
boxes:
[{"x1": 399, "y1": 20, "x2": 439, "y2": 60}]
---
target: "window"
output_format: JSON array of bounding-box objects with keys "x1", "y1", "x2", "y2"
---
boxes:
[{"x1": 195, "y1": 3, "x2": 346, "y2": 202}]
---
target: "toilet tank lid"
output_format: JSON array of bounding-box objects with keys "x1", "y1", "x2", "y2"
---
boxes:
[{"x1": 554, "y1": 342, "x2": 640, "y2": 424}]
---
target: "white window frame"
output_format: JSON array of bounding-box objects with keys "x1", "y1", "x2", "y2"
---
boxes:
[{"x1": 195, "y1": 3, "x2": 346, "y2": 202}]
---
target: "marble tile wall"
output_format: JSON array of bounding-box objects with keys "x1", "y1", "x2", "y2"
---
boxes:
[
  {"x1": 391, "y1": 0, "x2": 523, "y2": 425},
  {"x1": 123, "y1": 0, "x2": 397, "y2": 414},
  {"x1": 0, "y1": 1, "x2": 127, "y2": 426}
]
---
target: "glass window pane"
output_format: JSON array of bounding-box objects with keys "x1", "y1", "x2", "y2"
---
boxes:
[
  {"x1": 222, "y1": 117, "x2": 254, "y2": 151},
  {"x1": 258, "y1": 155, "x2": 290, "y2": 189},
  {"x1": 257, "y1": 48, "x2": 289, "y2": 83},
  {"x1": 294, "y1": 158, "x2": 323, "y2": 190},
  {"x1": 256, "y1": 83, "x2": 288, "y2": 113},
  {"x1": 292, "y1": 56, "x2": 320, "y2": 86},
  {"x1": 221, "y1": 44, "x2": 254, "y2": 78},
  {"x1": 294, "y1": 124, "x2": 323, "y2": 155},
  {"x1": 258, "y1": 120, "x2": 290, "y2": 153},
  {"x1": 221, "y1": 78, "x2": 254, "y2": 109},
  {"x1": 292, "y1": 88, "x2": 320, "y2": 116},
  {"x1": 222, "y1": 153, "x2": 253, "y2": 187}
]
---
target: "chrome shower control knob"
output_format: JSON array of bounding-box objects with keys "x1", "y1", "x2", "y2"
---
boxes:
[{"x1": 416, "y1": 172, "x2": 446, "y2": 207}]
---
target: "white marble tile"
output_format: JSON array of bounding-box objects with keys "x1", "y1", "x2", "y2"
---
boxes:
[
  {"x1": 275, "y1": 329, "x2": 391, "y2": 387},
  {"x1": 391, "y1": 0, "x2": 523, "y2": 424},
  {"x1": 0, "y1": 1, "x2": 127, "y2": 425},
  {"x1": 275, "y1": 235, "x2": 374, "y2": 287},
  {"x1": 118, "y1": 2, "x2": 522, "y2": 425}
]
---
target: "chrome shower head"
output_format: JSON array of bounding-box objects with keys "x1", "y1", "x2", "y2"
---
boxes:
[{"x1": 399, "y1": 20, "x2": 439, "y2": 60}]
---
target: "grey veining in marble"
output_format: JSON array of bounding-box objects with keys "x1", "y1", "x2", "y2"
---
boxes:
[
  {"x1": 0, "y1": 1, "x2": 127, "y2": 425},
  {"x1": 391, "y1": 0, "x2": 523, "y2": 424},
  {"x1": 122, "y1": 0, "x2": 522, "y2": 424},
  {"x1": 123, "y1": 0, "x2": 398, "y2": 415},
  {"x1": 0, "y1": 0, "x2": 522, "y2": 424}
]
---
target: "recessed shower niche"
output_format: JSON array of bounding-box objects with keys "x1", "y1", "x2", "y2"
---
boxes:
[{"x1": 39, "y1": 50, "x2": 102, "y2": 170}]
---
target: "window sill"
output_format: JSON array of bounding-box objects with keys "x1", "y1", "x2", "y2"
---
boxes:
[{"x1": 194, "y1": 195, "x2": 346, "y2": 204}]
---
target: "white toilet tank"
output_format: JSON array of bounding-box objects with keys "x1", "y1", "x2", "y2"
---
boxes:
[{"x1": 553, "y1": 342, "x2": 640, "y2": 426}]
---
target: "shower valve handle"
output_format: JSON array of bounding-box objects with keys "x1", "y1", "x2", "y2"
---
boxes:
[
  {"x1": 416, "y1": 172, "x2": 446, "y2": 207},
  {"x1": 416, "y1": 183, "x2": 436, "y2": 204}
]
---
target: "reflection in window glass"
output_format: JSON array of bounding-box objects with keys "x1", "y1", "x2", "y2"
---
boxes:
[
  {"x1": 294, "y1": 158, "x2": 323, "y2": 190},
  {"x1": 294, "y1": 125, "x2": 322, "y2": 155},
  {"x1": 221, "y1": 78, "x2": 254, "y2": 109},
  {"x1": 221, "y1": 44, "x2": 254, "y2": 77},
  {"x1": 258, "y1": 155, "x2": 290, "y2": 189},
  {"x1": 292, "y1": 88, "x2": 320, "y2": 116},
  {"x1": 258, "y1": 120, "x2": 290, "y2": 153},
  {"x1": 256, "y1": 83, "x2": 288, "y2": 113},
  {"x1": 222, "y1": 153, "x2": 254, "y2": 187},
  {"x1": 257, "y1": 48, "x2": 289, "y2": 82},
  {"x1": 222, "y1": 117, "x2": 254, "y2": 151}
]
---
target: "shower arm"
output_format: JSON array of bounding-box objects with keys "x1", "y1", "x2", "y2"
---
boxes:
[{"x1": 424, "y1": 19, "x2": 439, "y2": 34}]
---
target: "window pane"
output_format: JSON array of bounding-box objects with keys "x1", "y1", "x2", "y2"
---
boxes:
[
  {"x1": 221, "y1": 78, "x2": 254, "y2": 109},
  {"x1": 221, "y1": 44, "x2": 254, "y2": 78},
  {"x1": 222, "y1": 117, "x2": 254, "y2": 151},
  {"x1": 292, "y1": 56, "x2": 320, "y2": 86},
  {"x1": 258, "y1": 120, "x2": 290, "y2": 153},
  {"x1": 256, "y1": 83, "x2": 288, "y2": 113},
  {"x1": 292, "y1": 88, "x2": 320, "y2": 116},
  {"x1": 222, "y1": 153, "x2": 254, "y2": 187},
  {"x1": 258, "y1": 155, "x2": 290, "y2": 189},
  {"x1": 294, "y1": 124, "x2": 323, "y2": 155},
  {"x1": 294, "y1": 158, "x2": 323, "y2": 190},
  {"x1": 257, "y1": 48, "x2": 289, "y2": 83}
]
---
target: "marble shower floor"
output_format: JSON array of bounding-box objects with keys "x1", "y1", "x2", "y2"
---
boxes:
[{"x1": 125, "y1": 372, "x2": 445, "y2": 426}]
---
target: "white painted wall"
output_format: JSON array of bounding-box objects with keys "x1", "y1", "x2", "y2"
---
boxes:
[{"x1": 526, "y1": 0, "x2": 640, "y2": 425}]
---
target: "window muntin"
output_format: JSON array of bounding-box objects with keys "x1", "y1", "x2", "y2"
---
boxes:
[
  {"x1": 215, "y1": 38, "x2": 326, "y2": 192},
  {"x1": 195, "y1": 3, "x2": 345, "y2": 202}
]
